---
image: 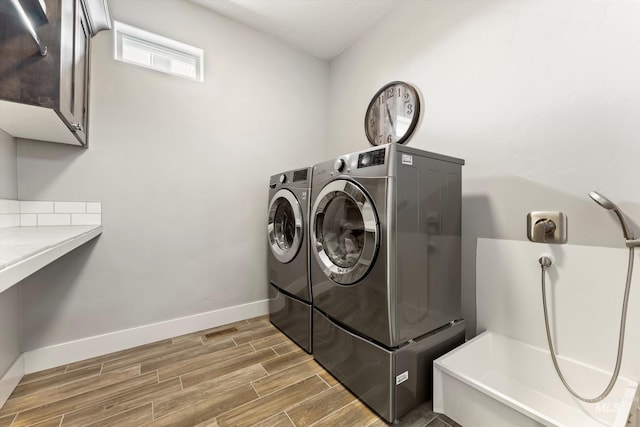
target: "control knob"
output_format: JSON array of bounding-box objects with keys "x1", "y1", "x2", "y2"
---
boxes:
[
  {"x1": 334, "y1": 158, "x2": 345, "y2": 172},
  {"x1": 279, "y1": 174, "x2": 287, "y2": 184}
]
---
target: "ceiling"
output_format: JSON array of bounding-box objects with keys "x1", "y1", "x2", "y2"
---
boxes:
[{"x1": 189, "y1": 0, "x2": 403, "y2": 60}]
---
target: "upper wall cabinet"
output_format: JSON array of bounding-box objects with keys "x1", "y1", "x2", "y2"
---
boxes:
[{"x1": 0, "y1": 0, "x2": 110, "y2": 147}]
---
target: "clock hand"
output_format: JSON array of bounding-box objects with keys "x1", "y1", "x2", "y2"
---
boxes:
[{"x1": 385, "y1": 103, "x2": 395, "y2": 134}]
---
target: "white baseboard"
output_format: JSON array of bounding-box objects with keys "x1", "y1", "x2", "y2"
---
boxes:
[
  {"x1": 0, "y1": 354, "x2": 24, "y2": 408},
  {"x1": 22, "y1": 299, "x2": 269, "y2": 374}
]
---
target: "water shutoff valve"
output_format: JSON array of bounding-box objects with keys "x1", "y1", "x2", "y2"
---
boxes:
[{"x1": 527, "y1": 211, "x2": 567, "y2": 244}]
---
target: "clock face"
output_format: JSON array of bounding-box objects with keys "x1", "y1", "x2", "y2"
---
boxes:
[{"x1": 364, "y1": 81, "x2": 421, "y2": 146}]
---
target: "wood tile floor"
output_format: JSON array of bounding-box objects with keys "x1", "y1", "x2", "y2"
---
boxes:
[{"x1": 0, "y1": 316, "x2": 461, "y2": 427}]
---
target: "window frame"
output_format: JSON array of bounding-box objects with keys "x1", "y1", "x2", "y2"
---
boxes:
[{"x1": 113, "y1": 21, "x2": 204, "y2": 83}]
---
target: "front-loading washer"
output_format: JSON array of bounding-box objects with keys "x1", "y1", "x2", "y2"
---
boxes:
[
  {"x1": 309, "y1": 144, "x2": 466, "y2": 422},
  {"x1": 267, "y1": 167, "x2": 312, "y2": 353}
]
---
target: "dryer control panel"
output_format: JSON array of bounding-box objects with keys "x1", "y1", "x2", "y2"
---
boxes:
[{"x1": 357, "y1": 148, "x2": 386, "y2": 169}]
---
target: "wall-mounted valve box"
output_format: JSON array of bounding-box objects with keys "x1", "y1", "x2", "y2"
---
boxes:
[{"x1": 527, "y1": 211, "x2": 567, "y2": 244}]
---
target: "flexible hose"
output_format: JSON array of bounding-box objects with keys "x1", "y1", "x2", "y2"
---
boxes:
[{"x1": 541, "y1": 247, "x2": 635, "y2": 403}]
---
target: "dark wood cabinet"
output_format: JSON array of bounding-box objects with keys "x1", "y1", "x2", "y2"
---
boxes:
[{"x1": 0, "y1": 0, "x2": 108, "y2": 147}]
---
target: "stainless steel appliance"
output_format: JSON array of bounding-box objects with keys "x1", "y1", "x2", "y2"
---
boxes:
[
  {"x1": 309, "y1": 144, "x2": 466, "y2": 422},
  {"x1": 267, "y1": 167, "x2": 312, "y2": 353}
]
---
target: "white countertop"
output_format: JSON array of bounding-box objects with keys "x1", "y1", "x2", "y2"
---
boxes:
[{"x1": 0, "y1": 225, "x2": 103, "y2": 293}]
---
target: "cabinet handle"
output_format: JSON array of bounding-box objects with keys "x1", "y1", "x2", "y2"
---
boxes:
[
  {"x1": 9, "y1": 0, "x2": 48, "y2": 57},
  {"x1": 70, "y1": 123, "x2": 83, "y2": 132}
]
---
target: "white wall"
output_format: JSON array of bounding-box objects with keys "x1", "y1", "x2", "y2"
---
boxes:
[
  {"x1": 0, "y1": 130, "x2": 20, "y2": 379},
  {"x1": 327, "y1": 0, "x2": 640, "y2": 337},
  {"x1": 0, "y1": 129, "x2": 17, "y2": 199},
  {"x1": 16, "y1": 0, "x2": 329, "y2": 351},
  {"x1": 477, "y1": 238, "x2": 640, "y2": 384},
  {"x1": 0, "y1": 286, "x2": 21, "y2": 379}
]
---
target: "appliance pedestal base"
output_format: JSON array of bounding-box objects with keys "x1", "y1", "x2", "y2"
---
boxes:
[
  {"x1": 269, "y1": 284, "x2": 312, "y2": 353},
  {"x1": 313, "y1": 308, "x2": 465, "y2": 422}
]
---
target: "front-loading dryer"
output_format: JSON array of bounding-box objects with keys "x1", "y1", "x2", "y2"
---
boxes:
[
  {"x1": 267, "y1": 167, "x2": 312, "y2": 353},
  {"x1": 309, "y1": 144, "x2": 466, "y2": 422}
]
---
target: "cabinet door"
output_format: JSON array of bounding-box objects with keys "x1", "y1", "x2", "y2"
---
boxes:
[{"x1": 57, "y1": 0, "x2": 90, "y2": 146}]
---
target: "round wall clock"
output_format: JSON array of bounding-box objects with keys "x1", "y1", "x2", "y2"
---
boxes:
[{"x1": 364, "y1": 81, "x2": 421, "y2": 146}]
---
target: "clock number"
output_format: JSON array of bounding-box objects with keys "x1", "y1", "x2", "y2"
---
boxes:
[
  {"x1": 407, "y1": 104, "x2": 413, "y2": 115},
  {"x1": 369, "y1": 118, "x2": 376, "y2": 133},
  {"x1": 387, "y1": 134, "x2": 393, "y2": 143},
  {"x1": 397, "y1": 88, "x2": 401, "y2": 97},
  {"x1": 378, "y1": 134, "x2": 384, "y2": 143},
  {"x1": 404, "y1": 93, "x2": 410, "y2": 102}
]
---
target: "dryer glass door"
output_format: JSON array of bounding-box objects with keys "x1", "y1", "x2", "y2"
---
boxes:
[
  {"x1": 268, "y1": 189, "x2": 303, "y2": 263},
  {"x1": 312, "y1": 179, "x2": 379, "y2": 285}
]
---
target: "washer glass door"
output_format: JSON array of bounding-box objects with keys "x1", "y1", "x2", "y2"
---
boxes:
[
  {"x1": 268, "y1": 189, "x2": 303, "y2": 263},
  {"x1": 312, "y1": 179, "x2": 378, "y2": 284}
]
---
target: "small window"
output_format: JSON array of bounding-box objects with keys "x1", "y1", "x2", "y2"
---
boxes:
[{"x1": 113, "y1": 21, "x2": 204, "y2": 82}]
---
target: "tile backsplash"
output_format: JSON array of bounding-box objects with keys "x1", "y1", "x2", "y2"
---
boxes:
[
  {"x1": 0, "y1": 199, "x2": 20, "y2": 228},
  {"x1": 0, "y1": 199, "x2": 102, "y2": 229}
]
